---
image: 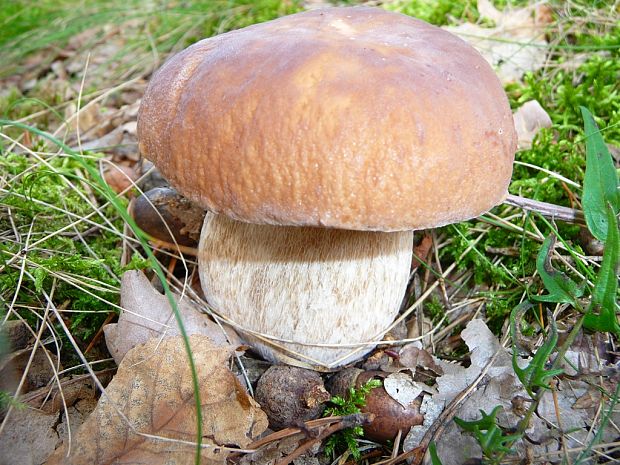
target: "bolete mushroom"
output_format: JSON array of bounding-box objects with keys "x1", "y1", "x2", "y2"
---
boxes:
[{"x1": 137, "y1": 7, "x2": 516, "y2": 370}]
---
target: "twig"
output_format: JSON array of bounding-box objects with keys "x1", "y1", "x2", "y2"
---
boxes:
[
  {"x1": 229, "y1": 415, "x2": 371, "y2": 458},
  {"x1": 274, "y1": 413, "x2": 375, "y2": 465},
  {"x1": 504, "y1": 194, "x2": 585, "y2": 225},
  {"x1": 394, "y1": 349, "x2": 505, "y2": 465}
]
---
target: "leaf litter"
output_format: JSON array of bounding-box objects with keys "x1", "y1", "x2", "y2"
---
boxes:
[
  {"x1": 1, "y1": 2, "x2": 618, "y2": 464},
  {"x1": 104, "y1": 270, "x2": 240, "y2": 364},
  {"x1": 46, "y1": 335, "x2": 268, "y2": 465},
  {"x1": 402, "y1": 318, "x2": 619, "y2": 465},
  {"x1": 444, "y1": 0, "x2": 553, "y2": 83}
]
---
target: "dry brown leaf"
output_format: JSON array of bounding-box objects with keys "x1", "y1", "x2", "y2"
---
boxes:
[
  {"x1": 46, "y1": 335, "x2": 268, "y2": 465},
  {"x1": 513, "y1": 100, "x2": 553, "y2": 149},
  {"x1": 0, "y1": 407, "x2": 60, "y2": 465},
  {"x1": 103, "y1": 163, "x2": 138, "y2": 194},
  {"x1": 398, "y1": 343, "x2": 443, "y2": 376},
  {"x1": 444, "y1": 0, "x2": 553, "y2": 83},
  {"x1": 0, "y1": 345, "x2": 61, "y2": 395},
  {"x1": 1, "y1": 319, "x2": 31, "y2": 351},
  {"x1": 66, "y1": 102, "x2": 106, "y2": 134},
  {"x1": 411, "y1": 233, "x2": 433, "y2": 270},
  {"x1": 104, "y1": 270, "x2": 240, "y2": 364}
]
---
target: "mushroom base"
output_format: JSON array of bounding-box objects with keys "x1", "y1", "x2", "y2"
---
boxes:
[{"x1": 198, "y1": 213, "x2": 413, "y2": 370}]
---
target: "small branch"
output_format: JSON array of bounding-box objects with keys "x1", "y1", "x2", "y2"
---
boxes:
[
  {"x1": 228, "y1": 414, "x2": 374, "y2": 463},
  {"x1": 275, "y1": 413, "x2": 375, "y2": 465},
  {"x1": 504, "y1": 194, "x2": 585, "y2": 225}
]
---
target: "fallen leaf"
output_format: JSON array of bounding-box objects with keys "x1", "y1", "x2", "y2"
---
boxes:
[
  {"x1": 1, "y1": 319, "x2": 31, "y2": 352},
  {"x1": 411, "y1": 233, "x2": 432, "y2": 270},
  {"x1": 0, "y1": 345, "x2": 61, "y2": 395},
  {"x1": 0, "y1": 407, "x2": 60, "y2": 465},
  {"x1": 0, "y1": 373, "x2": 105, "y2": 465},
  {"x1": 403, "y1": 319, "x2": 618, "y2": 464},
  {"x1": 104, "y1": 270, "x2": 239, "y2": 364},
  {"x1": 23, "y1": 372, "x2": 104, "y2": 415},
  {"x1": 444, "y1": 0, "x2": 553, "y2": 83},
  {"x1": 47, "y1": 335, "x2": 268, "y2": 465},
  {"x1": 513, "y1": 100, "x2": 553, "y2": 149},
  {"x1": 56, "y1": 395, "x2": 99, "y2": 445},
  {"x1": 384, "y1": 372, "x2": 424, "y2": 409},
  {"x1": 66, "y1": 102, "x2": 106, "y2": 134},
  {"x1": 103, "y1": 162, "x2": 138, "y2": 194},
  {"x1": 398, "y1": 343, "x2": 443, "y2": 376}
]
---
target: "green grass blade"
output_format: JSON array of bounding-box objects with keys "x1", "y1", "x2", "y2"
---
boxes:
[
  {"x1": 580, "y1": 107, "x2": 620, "y2": 242},
  {"x1": 429, "y1": 442, "x2": 444, "y2": 465},
  {"x1": 0, "y1": 119, "x2": 204, "y2": 465},
  {"x1": 583, "y1": 204, "x2": 620, "y2": 335},
  {"x1": 532, "y1": 234, "x2": 583, "y2": 304}
]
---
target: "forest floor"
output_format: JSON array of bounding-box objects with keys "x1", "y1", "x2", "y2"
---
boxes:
[{"x1": 0, "y1": 1, "x2": 618, "y2": 464}]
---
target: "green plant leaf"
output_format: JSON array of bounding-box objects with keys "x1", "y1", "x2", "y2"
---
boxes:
[
  {"x1": 532, "y1": 234, "x2": 584, "y2": 304},
  {"x1": 455, "y1": 406, "x2": 520, "y2": 460},
  {"x1": 511, "y1": 304, "x2": 564, "y2": 397},
  {"x1": 455, "y1": 406, "x2": 503, "y2": 432},
  {"x1": 323, "y1": 379, "x2": 381, "y2": 460},
  {"x1": 429, "y1": 442, "x2": 444, "y2": 465},
  {"x1": 580, "y1": 107, "x2": 620, "y2": 242},
  {"x1": 476, "y1": 425, "x2": 520, "y2": 457},
  {"x1": 583, "y1": 204, "x2": 620, "y2": 335}
]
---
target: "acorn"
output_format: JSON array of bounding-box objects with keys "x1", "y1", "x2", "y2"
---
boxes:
[
  {"x1": 328, "y1": 368, "x2": 424, "y2": 442},
  {"x1": 255, "y1": 365, "x2": 331, "y2": 429},
  {"x1": 131, "y1": 187, "x2": 205, "y2": 247}
]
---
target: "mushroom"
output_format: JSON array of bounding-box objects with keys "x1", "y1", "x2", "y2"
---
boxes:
[{"x1": 137, "y1": 7, "x2": 516, "y2": 370}]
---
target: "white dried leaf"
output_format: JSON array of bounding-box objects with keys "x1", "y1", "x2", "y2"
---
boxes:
[
  {"x1": 406, "y1": 319, "x2": 522, "y2": 463},
  {"x1": 444, "y1": 0, "x2": 553, "y2": 83},
  {"x1": 0, "y1": 408, "x2": 60, "y2": 465},
  {"x1": 104, "y1": 270, "x2": 239, "y2": 364},
  {"x1": 462, "y1": 319, "x2": 513, "y2": 376},
  {"x1": 404, "y1": 394, "x2": 442, "y2": 451},
  {"x1": 384, "y1": 372, "x2": 424, "y2": 408},
  {"x1": 513, "y1": 100, "x2": 553, "y2": 149},
  {"x1": 408, "y1": 319, "x2": 617, "y2": 464}
]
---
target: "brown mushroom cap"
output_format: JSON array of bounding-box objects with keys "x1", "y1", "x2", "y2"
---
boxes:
[{"x1": 138, "y1": 6, "x2": 516, "y2": 232}]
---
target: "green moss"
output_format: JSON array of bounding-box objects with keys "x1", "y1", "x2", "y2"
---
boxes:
[
  {"x1": 425, "y1": 295, "x2": 446, "y2": 322},
  {"x1": 385, "y1": 0, "x2": 478, "y2": 25},
  {"x1": 0, "y1": 152, "x2": 133, "y2": 340}
]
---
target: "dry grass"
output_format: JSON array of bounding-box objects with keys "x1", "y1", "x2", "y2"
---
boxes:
[{"x1": 0, "y1": 0, "x2": 618, "y2": 464}]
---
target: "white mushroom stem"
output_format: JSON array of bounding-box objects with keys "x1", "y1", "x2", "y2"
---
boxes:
[{"x1": 198, "y1": 212, "x2": 413, "y2": 370}]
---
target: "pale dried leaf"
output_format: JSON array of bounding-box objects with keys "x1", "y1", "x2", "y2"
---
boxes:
[
  {"x1": 444, "y1": 0, "x2": 552, "y2": 83},
  {"x1": 47, "y1": 335, "x2": 268, "y2": 465},
  {"x1": 103, "y1": 163, "x2": 138, "y2": 194},
  {"x1": 0, "y1": 407, "x2": 60, "y2": 465},
  {"x1": 104, "y1": 270, "x2": 239, "y2": 364},
  {"x1": 408, "y1": 319, "x2": 618, "y2": 464},
  {"x1": 513, "y1": 100, "x2": 553, "y2": 149},
  {"x1": 384, "y1": 372, "x2": 424, "y2": 409},
  {"x1": 461, "y1": 319, "x2": 512, "y2": 376},
  {"x1": 66, "y1": 102, "x2": 105, "y2": 134},
  {"x1": 398, "y1": 343, "x2": 443, "y2": 376},
  {"x1": 405, "y1": 319, "x2": 518, "y2": 461}
]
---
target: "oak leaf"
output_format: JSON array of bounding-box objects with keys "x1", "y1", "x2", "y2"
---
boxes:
[
  {"x1": 47, "y1": 335, "x2": 267, "y2": 465},
  {"x1": 104, "y1": 270, "x2": 239, "y2": 364},
  {"x1": 444, "y1": 0, "x2": 553, "y2": 83}
]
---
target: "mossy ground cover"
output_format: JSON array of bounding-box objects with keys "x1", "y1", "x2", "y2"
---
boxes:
[{"x1": 0, "y1": 0, "x2": 618, "y2": 463}]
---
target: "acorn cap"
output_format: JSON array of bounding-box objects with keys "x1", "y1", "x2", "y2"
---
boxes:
[{"x1": 137, "y1": 6, "x2": 516, "y2": 232}]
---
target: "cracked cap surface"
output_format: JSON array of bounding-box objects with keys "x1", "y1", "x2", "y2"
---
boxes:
[{"x1": 138, "y1": 6, "x2": 516, "y2": 231}]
